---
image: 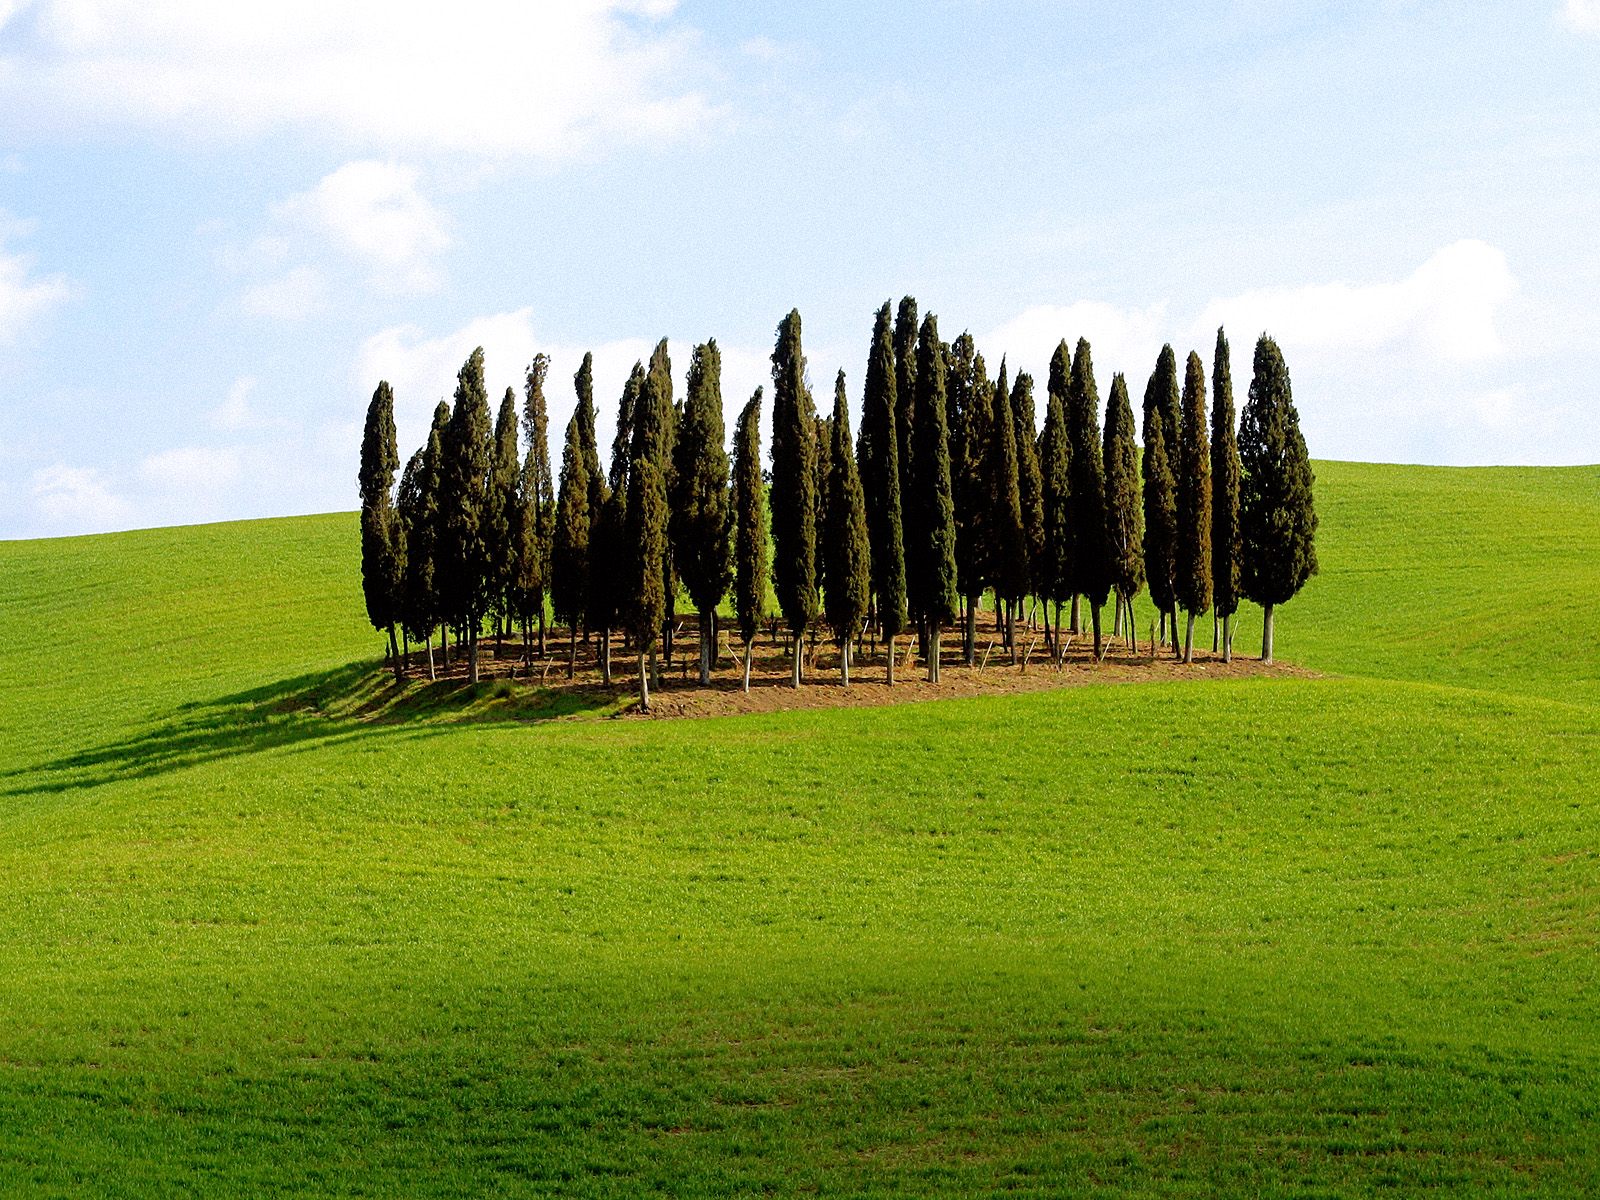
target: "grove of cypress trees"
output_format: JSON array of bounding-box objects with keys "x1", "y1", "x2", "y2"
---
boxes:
[
  {"x1": 770, "y1": 309, "x2": 818, "y2": 687},
  {"x1": 439, "y1": 347, "x2": 493, "y2": 683},
  {"x1": 1142, "y1": 346, "x2": 1180, "y2": 649},
  {"x1": 988, "y1": 360, "x2": 1028, "y2": 659},
  {"x1": 825, "y1": 371, "x2": 871, "y2": 686},
  {"x1": 1011, "y1": 371, "x2": 1045, "y2": 635},
  {"x1": 1102, "y1": 372, "x2": 1143, "y2": 653},
  {"x1": 1066, "y1": 339, "x2": 1111, "y2": 660},
  {"x1": 625, "y1": 454, "x2": 668, "y2": 711},
  {"x1": 1039, "y1": 374, "x2": 1071, "y2": 662},
  {"x1": 1239, "y1": 335, "x2": 1318, "y2": 663},
  {"x1": 732, "y1": 388, "x2": 767, "y2": 692},
  {"x1": 522, "y1": 353, "x2": 556, "y2": 658},
  {"x1": 551, "y1": 411, "x2": 590, "y2": 678},
  {"x1": 1176, "y1": 350, "x2": 1213, "y2": 663},
  {"x1": 1210, "y1": 328, "x2": 1243, "y2": 662},
  {"x1": 911, "y1": 313, "x2": 959, "y2": 681},
  {"x1": 860, "y1": 301, "x2": 908, "y2": 685},
  {"x1": 1142, "y1": 407, "x2": 1179, "y2": 658},
  {"x1": 672, "y1": 340, "x2": 732, "y2": 684},
  {"x1": 491, "y1": 386, "x2": 522, "y2": 652},
  {"x1": 359, "y1": 380, "x2": 404, "y2": 678}
]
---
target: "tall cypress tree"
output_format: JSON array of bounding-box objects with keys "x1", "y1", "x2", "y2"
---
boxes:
[
  {"x1": 397, "y1": 438, "x2": 438, "y2": 679},
  {"x1": 812, "y1": 410, "x2": 832, "y2": 610},
  {"x1": 625, "y1": 453, "x2": 668, "y2": 711},
  {"x1": 1210, "y1": 328, "x2": 1243, "y2": 662},
  {"x1": 1039, "y1": 378, "x2": 1072, "y2": 662},
  {"x1": 1046, "y1": 340, "x2": 1076, "y2": 636},
  {"x1": 860, "y1": 300, "x2": 908, "y2": 684},
  {"x1": 591, "y1": 366, "x2": 642, "y2": 685},
  {"x1": 359, "y1": 380, "x2": 404, "y2": 678},
  {"x1": 633, "y1": 339, "x2": 676, "y2": 677},
  {"x1": 893, "y1": 296, "x2": 919, "y2": 535},
  {"x1": 1142, "y1": 407, "x2": 1179, "y2": 658},
  {"x1": 439, "y1": 348, "x2": 494, "y2": 683},
  {"x1": 551, "y1": 411, "x2": 590, "y2": 678},
  {"x1": 1011, "y1": 371, "x2": 1045, "y2": 634},
  {"x1": 521, "y1": 354, "x2": 556, "y2": 657},
  {"x1": 953, "y1": 340, "x2": 993, "y2": 665},
  {"x1": 770, "y1": 309, "x2": 818, "y2": 687},
  {"x1": 1142, "y1": 346, "x2": 1181, "y2": 648},
  {"x1": 1066, "y1": 338, "x2": 1111, "y2": 660},
  {"x1": 1240, "y1": 335, "x2": 1318, "y2": 663},
  {"x1": 731, "y1": 388, "x2": 767, "y2": 692},
  {"x1": 826, "y1": 371, "x2": 871, "y2": 686},
  {"x1": 1102, "y1": 372, "x2": 1143, "y2": 654},
  {"x1": 672, "y1": 340, "x2": 732, "y2": 684},
  {"x1": 573, "y1": 352, "x2": 604, "y2": 520},
  {"x1": 912, "y1": 313, "x2": 959, "y2": 681},
  {"x1": 988, "y1": 360, "x2": 1028, "y2": 659},
  {"x1": 491, "y1": 386, "x2": 523, "y2": 655},
  {"x1": 1176, "y1": 350, "x2": 1213, "y2": 663}
]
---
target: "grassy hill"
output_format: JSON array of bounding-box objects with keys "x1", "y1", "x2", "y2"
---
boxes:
[{"x1": 0, "y1": 461, "x2": 1596, "y2": 1196}]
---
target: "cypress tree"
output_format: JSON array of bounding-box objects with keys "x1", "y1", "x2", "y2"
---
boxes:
[
  {"x1": 912, "y1": 313, "x2": 959, "y2": 681},
  {"x1": 988, "y1": 360, "x2": 1028, "y2": 659},
  {"x1": 1210, "y1": 328, "x2": 1243, "y2": 662},
  {"x1": 953, "y1": 338, "x2": 993, "y2": 665},
  {"x1": 1102, "y1": 372, "x2": 1143, "y2": 654},
  {"x1": 1011, "y1": 371, "x2": 1045, "y2": 634},
  {"x1": 860, "y1": 300, "x2": 908, "y2": 684},
  {"x1": 551, "y1": 411, "x2": 590, "y2": 678},
  {"x1": 439, "y1": 348, "x2": 494, "y2": 683},
  {"x1": 397, "y1": 437, "x2": 439, "y2": 679},
  {"x1": 1066, "y1": 338, "x2": 1111, "y2": 660},
  {"x1": 1046, "y1": 339, "x2": 1076, "y2": 637},
  {"x1": 359, "y1": 380, "x2": 404, "y2": 678},
  {"x1": 671, "y1": 340, "x2": 732, "y2": 684},
  {"x1": 1142, "y1": 346, "x2": 1181, "y2": 648},
  {"x1": 812, "y1": 411, "x2": 832, "y2": 610},
  {"x1": 1176, "y1": 350, "x2": 1213, "y2": 663},
  {"x1": 573, "y1": 352, "x2": 605, "y2": 522},
  {"x1": 1038, "y1": 376, "x2": 1072, "y2": 663},
  {"x1": 1142, "y1": 407, "x2": 1179, "y2": 658},
  {"x1": 491, "y1": 386, "x2": 522, "y2": 652},
  {"x1": 633, "y1": 339, "x2": 676, "y2": 678},
  {"x1": 770, "y1": 309, "x2": 818, "y2": 687},
  {"x1": 825, "y1": 371, "x2": 871, "y2": 686},
  {"x1": 1240, "y1": 335, "x2": 1318, "y2": 663},
  {"x1": 731, "y1": 388, "x2": 767, "y2": 692},
  {"x1": 893, "y1": 296, "x2": 919, "y2": 532},
  {"x1": 625, "y1": 454, "x2": 668, "y2": 711},
  {"x1": 521, "y1": 354, "x2": 556, "y2": 658},
  {"x1": 592, "y1": 368, "x2": 640, "y2": 685}
]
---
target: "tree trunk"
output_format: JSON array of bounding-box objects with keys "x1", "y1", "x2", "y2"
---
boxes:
[
  {"x1": 964, "y1": 598, "x2": 977, "y2": 667},
  {"x1": 1008, "y1": 601, "x2": 1018, "y2": 664},
  {"x1": 1112, "y1": 598, "x2": 1122, "y2": 638},
  {"x1": 1262, "y1": 603, "x2": 1275, "y2": 664},
  {"x1": 1070, "y1": 594, "x2": 1080, "y2": 635},
  {"x1": 928, "y1": 628, "x2": 941, "y2": 682},
  {"x1": 1053, "y1": 602, "x2": 1063, "y2": 666},
  {"x1": 743, "y1": 640, "x2": 753, "y2": 692},
  {"x1": 538, "y1": 610, "x2": 547, "y2": 660},
  {"x1": 886, "y1": 632, "x2": 896, "y2": 686},
  {"x1": 638, "y1": 648, "x2": 650, "y2": 711},
  {"x1": 441, "y1": 623, "x2": 449, "y2": 666},
  {"x1": 841, "y1": 639, "x2": 851, "y2": 687},
  {"x1": 425, "y1": 633, "x2": 436, "y2": 681},
  {"x1": 468, "y1": 627, "x2": 479, "y2": 684},
  {"x1": 792, "y1": 633, "x2": 803, "y2": 688},
  {"x1": 568, "y1": 627, "x2": 578, "y2": 678},
  {"x1": 1183, "y1": 611, "x2": 1195, "y2": 663},
  {"x1": 601, "y1": 627, "x2": 612, "y2": 686},
  {"x1": 1212, "y1": 609, "x2": 1219, "y2": 654},
  {"x1": 1125, "y1": 595, "x2": 1138, "y2": 655},
  {"x1": 1091, "y1": 602, "x2": 1103, "y2": 662},
  {"x1": 698, "y1": 611, "x2": 712, "y2": 685},
  {"x1": 1222, "y1": 612, "x2": 1233, "y2": 663},
  {"x1": 649, "y1": 647, "x2": 660, "y2": 693},
  {"x1": 388, "y1": 624, "x2": 402, "y2": 682}
]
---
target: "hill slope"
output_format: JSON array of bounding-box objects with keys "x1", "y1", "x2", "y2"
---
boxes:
[{"x1": 0, "y1": 461, "x2": 1596, "y2": 1196}]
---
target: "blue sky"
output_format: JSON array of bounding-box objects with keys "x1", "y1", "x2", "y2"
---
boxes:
[{"x1": 1, "y1": 0, "x2": 1597, "y2": 538}]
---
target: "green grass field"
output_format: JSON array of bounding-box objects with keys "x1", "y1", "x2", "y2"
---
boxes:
[{"x1": 1, "y1": 460, "x2": 1597, "y2": 1196}]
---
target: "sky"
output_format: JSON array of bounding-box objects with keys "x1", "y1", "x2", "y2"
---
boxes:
[{"x1": 0, "y1": 0, "x2": 1597, "y2": 539}]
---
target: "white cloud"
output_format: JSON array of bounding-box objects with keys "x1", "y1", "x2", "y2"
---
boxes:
[
  {"x1": 209, "y1": 376, "x2": 262, "y2": 430},
  {"x1": 277, "y1": 160, "x2": 449, "y2": 293},
  {"x1": 1561, "y1": 0, "x2": 1600, "y2": 33},
  {"x1": 240, "y1": 265, "x2": 325, "y2": 320},
  {"x1": 140, "y1": 446, "x2": 241, "y2": 493},
  {"x1": 0, "y1": 215, "x2": 71, "y2": 342},
  {"x1": 983, "y1": 300, "x2": 1170, "y2": 389},
  {"x1": 30, "y1": 464, "x2": 129, "y2": 528},
  {"x1": 0, "y1": 1, "x2": 717, "y2": 159}
]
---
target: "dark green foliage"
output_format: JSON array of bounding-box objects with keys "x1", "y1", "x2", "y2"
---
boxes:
[
  {"x1": 1176, "y1": 350, "x2": 1213, "y2": 621},
  {"x1": 1011, "y1": 372, "x2": 1046, "y2": 604},
  {"x1": 1211, "y1": 328, "x2": 1243, "y2": 622},
  {"x1": 550, "y1": 412, "x2": 591, "y2": 639},
  {"x1": 491, "y1": 386, "x2": 523, "y2": 624},
  {"x1": 520, "y1": 355, "x2": 556, "y2": 629},
  {"x1": 860, "y1": 301, "x2": 907, "y2": 641},
  {"x1": 632, "y1": 339, "x2": 675, "y2": 474},
  {"x1": 731, "y1": 389, "x2": 767, "y2": 649},
  {"x1": 769, "y1": 310, "x2": 818, "y2": 641},
  {"x1": 987, "y1": 360, "x2": 1028, "y2": 611},
  {"x1": 912, "y1": 313, "x2": 959, "y2": 630},
  {"x1": 1066, "y1": 339, "x2": 1110, "y2": 608},
  {"x1": 438, "y1": 349, "x2": 494, "y2": 672},
  {"x1": 358, "y1": 381, "x2": 403, "y2": 641},
  {"x1": 1102, "y1": 373, "x2": 1144, "y2": 608},
  {"x1": 625, "y1": 455, "x2": 668, "y2": 651},
  {"x1": 1240, "y1": 336, "x2": 1318, "y2": 608},
  {"x1": 953, "y1": 337, "x2": 993, "y2": 606},
  {"x1": 1142, "y1": 407, "x2": 1179, "y2": 627},
  {"x1": 610, "y1": 363, "x2": 642, "y2": 496},
  {"x1": 1039, "y1": 375, "x2": 1071, "y2": 606},
  {"x1": 671, "y1": 340, "x2": 731, "y2": 619},
  {"x1": 825, "y1": 372, "x2": 871, "y2": 655},
  {"x1": 573, "y1": 352, "x2": 605, "y2": 521},
  {"x1": 1143, "y1": 347, "x2": 1181, "y2": 617},
  {"x1": 395, "y1": 435, "x2": 438, "y2": 650},
  {"x1": 893, "y1": 296, "x2": 918, "y2": 527},
  {"x1": 812, "y1": 412, "x2": 832, "y2": 603}
]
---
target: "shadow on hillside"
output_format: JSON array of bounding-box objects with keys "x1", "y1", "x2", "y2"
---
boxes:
[{"x1": 0, "y1": 659, "x2": 625, "y2": 797}]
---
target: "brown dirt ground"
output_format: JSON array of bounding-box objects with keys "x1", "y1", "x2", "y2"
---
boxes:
[{"x1": 405, "y1": 617, "x2": 1316, "y2": 722}]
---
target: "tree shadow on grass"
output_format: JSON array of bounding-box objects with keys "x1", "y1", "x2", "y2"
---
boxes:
[{"x1": 1, "y1": 660, "x2": 630, "y2": 798}]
